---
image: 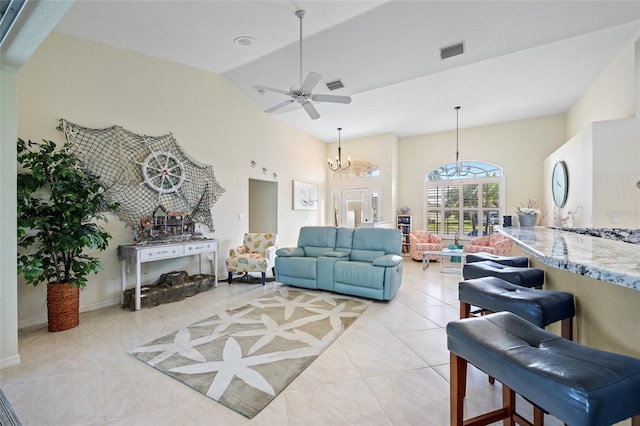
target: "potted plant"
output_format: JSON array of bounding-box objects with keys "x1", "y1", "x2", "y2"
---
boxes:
[
  {"x1": 17, "y1": 139, "x2": 118, "y2": 332},
  {"x1": 516, "y1": 199, "x2": 541, "y2": 227}
]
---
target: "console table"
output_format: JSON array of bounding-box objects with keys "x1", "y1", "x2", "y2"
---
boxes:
[{"x1": 118, "y1": 239, "x2": 218, "y2": 311}]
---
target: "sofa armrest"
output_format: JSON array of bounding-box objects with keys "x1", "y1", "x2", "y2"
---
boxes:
[
  {"x1": 229, "y1": 246, "x2": 247, "y2": 257},
  {"x1": 372, "y1": 254, "x2": 403, "y2": 267},
  {"x1": 276, "y1": 247, "x2": 305, "y2": 257},
  {"x1": 322, "y1": 251, "x2": 350, "y2": 258}
]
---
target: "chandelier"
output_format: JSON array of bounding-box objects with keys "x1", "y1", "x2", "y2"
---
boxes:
[
  {"x1": 439, "y1": 106, "x2": 471, "y2": 178},
  {"x1": 327, "y1": 127, "x2": 351, "y2": 172}
]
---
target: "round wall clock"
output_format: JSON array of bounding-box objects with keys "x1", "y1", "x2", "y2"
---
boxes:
[{"x1": 552, "y1": 161, "x2": 568, "y2": 208}]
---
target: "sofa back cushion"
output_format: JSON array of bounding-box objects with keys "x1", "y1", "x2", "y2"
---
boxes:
[
  {"x1": 335, "y1": 227, "x2": 354, "y2": 256},
  {"x1": 352, "y1": 228, "x2": 402, "y2": 258},
  {"x1": 297, "y1": 226, "x2": 337, "y2": 257},
  {"x1": 350, "y1": 249, "x2": 386, "y2": 263}
]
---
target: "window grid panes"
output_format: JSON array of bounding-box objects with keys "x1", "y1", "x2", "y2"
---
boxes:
[{"x1": 424, "y1": 162, "x2": 504, "y2": 240}]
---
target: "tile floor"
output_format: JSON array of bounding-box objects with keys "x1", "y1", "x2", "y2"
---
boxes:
[{"x1": 0, "y1": 258, "x2": 632, "y2": 425}]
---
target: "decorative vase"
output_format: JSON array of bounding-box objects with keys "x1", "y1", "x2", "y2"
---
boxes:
[
  {"x1": 47, "y1": 283, "x2": 80, "y2": 332},
  {"x1": 518, "y1": 213, "x2": 537, "y2": 228}
]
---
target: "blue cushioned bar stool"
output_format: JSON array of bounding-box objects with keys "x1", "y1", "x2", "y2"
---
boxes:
[
  {"x1": 459, "y1": 276, "x2": 574, "y2": 339},
  {"x1": 447, "y1": 312, "x2": 640, "y2": 426},
  {"x1": 463, "y1": 260, "x2": 544, "y2": 288},
  {"x1": 459, "y1": 276, "x2": 575, "y2": 393},
  {"x1": 465, "y1": 252, "x2": 529, "y2": 267}
]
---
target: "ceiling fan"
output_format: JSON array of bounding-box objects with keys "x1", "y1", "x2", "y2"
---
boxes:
[{"x1": 254, "y1": 10, "x2": 352, "y2": 120}]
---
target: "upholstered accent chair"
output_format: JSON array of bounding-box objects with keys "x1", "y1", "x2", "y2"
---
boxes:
[
  {"x1": 409, "y1": 230, "x2": 444, "y2": 261},
  {"x1": 226, "y1": 233, "x2": 278, "y2": 285},
  {"x1": 463, "y1": 233, "x2": 512, "y2": 256}
]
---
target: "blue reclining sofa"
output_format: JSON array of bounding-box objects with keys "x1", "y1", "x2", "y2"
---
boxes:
[{"x1": 275, "y1": 226, "x2": 404, "y2": 300}]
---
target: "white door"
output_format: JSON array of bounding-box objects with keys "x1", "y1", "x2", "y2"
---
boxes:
[{"x1": 341, "y1": 188, "x2": 370, "y2": 228}]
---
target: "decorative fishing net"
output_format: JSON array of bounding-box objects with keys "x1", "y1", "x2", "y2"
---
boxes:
[{"x1": 58, "y1": 119, "x2": 225, "y2": 232}]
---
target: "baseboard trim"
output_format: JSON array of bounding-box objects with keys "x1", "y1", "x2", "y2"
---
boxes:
[
  {"x1": 18, "y1": 298, "x2": 121, "y2": 330},
  {"x1": 0, "y1": 354, "x2": 21, "y2": 370}
]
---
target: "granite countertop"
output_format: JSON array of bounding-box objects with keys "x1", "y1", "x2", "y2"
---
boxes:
[{"x1": 496, "y1": 226, "x2": 640, "y2": 291}]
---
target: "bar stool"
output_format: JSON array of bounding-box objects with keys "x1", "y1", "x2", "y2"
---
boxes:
[
  {"x1": 447, "y1": 312, "x2": 640, "y2": 426},
  {"x1": 465, "y1": 252, "x2": 529, "y2": 267},
  {"x1": 463, "y1": 260, "x2": 544, "y2": 289},
  {"x1": 459, "y1": 276, "x2": 575, "y2": 392}
]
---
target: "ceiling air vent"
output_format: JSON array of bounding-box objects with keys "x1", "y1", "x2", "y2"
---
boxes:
[
  {"x1": 440, "y1": 42, "x2": 465, "y2": 60},
  {"x1": 326, "y1": 79, "x2": 344, "y2": 91}
]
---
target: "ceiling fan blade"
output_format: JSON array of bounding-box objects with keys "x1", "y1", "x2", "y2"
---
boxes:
[
  {"x1": 265, "y1": 99, "x2": 294, "y2": 114},
  {"x1": 311, "y1": 94, "x2": 352, "y2": 104},
  {"x1": 254, "y1": 85, "x2": 291, "y2": 96},
  {"x1": 302, "y1": 101, "x2": 320, "y2": 120},
  {"x1": 300, "y1": 71, "x2": 321, "y2": 93}
]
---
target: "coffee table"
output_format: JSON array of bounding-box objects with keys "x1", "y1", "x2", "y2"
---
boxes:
[{"x1": 422, "y1": 248, "x2": 467, "y2": 274}]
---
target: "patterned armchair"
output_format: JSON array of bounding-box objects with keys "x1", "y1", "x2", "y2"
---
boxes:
[
  {"x1": 226, "y1": 233, "x2": 278, "y2": 285},
  {"x1": 409, "y1": 230, "x2": 444, "y2": 261},
  {"x1": 463, "y1": 233, "x2": 512, "y2": 256}
]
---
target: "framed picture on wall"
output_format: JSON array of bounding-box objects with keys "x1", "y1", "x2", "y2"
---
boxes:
[{"x1": 293, "y1": 180, "x2": 318, "y2": 210}]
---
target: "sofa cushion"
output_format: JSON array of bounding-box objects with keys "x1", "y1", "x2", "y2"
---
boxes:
[
  {"x1": 276, "y1": 247, "x2": 304, "y2": 257},
  {"x1": 335, "y1": 261, "x2": 384, "y2": 289},
  {"x1": 304, "y1": 246, "x2": 334, "y2": 258},
  {"x1": 298, "y1": 226, "x2": 337, "y2": 248},
  {"x1": 352, "y1": 228, "x2": 402, "y2": 256},
  {"x1": 351, "y1": 249, "x2": 386, "y2": 263}
]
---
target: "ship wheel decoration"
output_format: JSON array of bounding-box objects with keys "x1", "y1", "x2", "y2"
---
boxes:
[{"x1": 138, "y1": 147, "x2": 188, "y2": 195}]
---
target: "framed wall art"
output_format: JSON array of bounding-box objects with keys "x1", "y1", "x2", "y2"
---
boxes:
[{"x1": 292, "y1": 180, "x2": 318, "y2": 210}]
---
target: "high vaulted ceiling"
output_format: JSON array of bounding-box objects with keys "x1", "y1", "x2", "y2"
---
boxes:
[{"x1": 54, "y1": 1, "x2": 640, "y2": 142}]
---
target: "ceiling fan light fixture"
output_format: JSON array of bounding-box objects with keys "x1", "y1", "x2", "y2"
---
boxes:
[{"x1": 253, "y1": 9, "x2": 352, "y2": 120}]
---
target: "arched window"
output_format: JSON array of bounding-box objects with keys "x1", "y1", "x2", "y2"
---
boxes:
[
  {"x1": 330, "y1": 160, "x2": 380, "y2": 180},
  {"x1": 424, "y1": 161, "x2": 504, "y2": 239}
]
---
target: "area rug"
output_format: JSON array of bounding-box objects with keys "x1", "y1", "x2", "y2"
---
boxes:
[{"x1": 129, "y1": 286, "x2": 371, "y2": 418}]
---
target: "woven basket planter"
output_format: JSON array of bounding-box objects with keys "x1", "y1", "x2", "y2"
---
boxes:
[{"x1": 47, "y1": 283, "x2": 80, "y2": 332}]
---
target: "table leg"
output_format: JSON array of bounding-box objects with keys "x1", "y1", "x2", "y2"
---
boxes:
[
  {"x1": 135, "y1": 258, "x2": 141, "y2": 311},
  {"x1": 423, "y1": 253, "x2": 431, "y2": 271},
  {"x1": 213, "y1": 250, "x2": 218, "y2": 287},
  {"x1": 120, "y1": 259, "x2": 126, "y2": 306}
]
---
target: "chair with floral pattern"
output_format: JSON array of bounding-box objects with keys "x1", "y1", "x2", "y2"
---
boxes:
[
  {"x1": 409, "y1": 230, "x2": 444, "y2": 261},
  {"x1": 226, "y1": 233, "x2": 278, "y2": 285},
  {"x1": 463, "y1": 233, "x2": 512, "y2": 256}
]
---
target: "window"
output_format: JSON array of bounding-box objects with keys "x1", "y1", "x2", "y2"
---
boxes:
[
  {"x1": 331, "y1": 160, "x2": 380, "y2": 180},
  {"x1": 424, "y1": 161, "x2": 504, "y2": 239}
]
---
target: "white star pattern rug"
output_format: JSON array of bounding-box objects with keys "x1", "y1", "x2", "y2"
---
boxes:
[{"x1": 129, "y1": 286, "x2": 372, "y2": 418}]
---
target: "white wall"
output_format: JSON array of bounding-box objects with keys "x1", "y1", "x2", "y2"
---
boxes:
[
  {"x1": 16, "y1": 33, "x2": 327, "y2": 327},
  {"x1": 544, "y1": 36, "x2": 640, "y2": 228},
  {"x1": 566, "y1": 36, "x2": 638, "y2": 140},
  {"x1": 398, "y1": 115, "x2": 567, "y2": 230},
  {"x1": 1, "y1": 69, "x2": 20, "y2": 368}
]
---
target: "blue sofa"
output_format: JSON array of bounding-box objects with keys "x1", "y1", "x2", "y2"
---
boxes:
[{"x1": 275, "y1": 226, "x2": 403, "y2": 300}]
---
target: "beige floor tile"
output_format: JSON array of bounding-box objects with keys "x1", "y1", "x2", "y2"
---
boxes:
[
  {"x1": 284, "y1": 378, "x2": 391, "y2": 425},
  {"x1": 365, "y1": 367, "x2": 450, "y2": 425},
  {"x1": 0, "y1": 258, "x2": 598, "y2": 426}
]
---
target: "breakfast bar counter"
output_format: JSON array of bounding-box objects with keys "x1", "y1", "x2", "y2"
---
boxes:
[
  {"x1": 496, "y1": 226, "x2": 640, "y2": 357},
  {"x1": 496, "y1": 226, "x2": 640, "y2": 291}
]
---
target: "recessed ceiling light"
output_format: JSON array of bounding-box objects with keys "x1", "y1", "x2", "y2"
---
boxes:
[{"x1": 233, "y1": 36, "x2": 254, "y2": 47}]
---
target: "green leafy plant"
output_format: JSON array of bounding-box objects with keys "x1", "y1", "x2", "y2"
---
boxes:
[{"x1": 17, "y1": 139, "x2": 119, "y2": 288}]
